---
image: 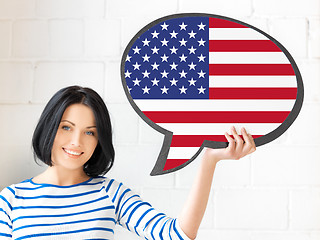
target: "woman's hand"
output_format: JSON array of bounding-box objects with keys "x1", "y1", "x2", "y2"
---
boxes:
[{"x1": 203, "y1": 126, "x2": 256, "y2": 164}]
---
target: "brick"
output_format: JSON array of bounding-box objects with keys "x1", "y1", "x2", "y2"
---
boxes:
[
  {"x1": 49, "y1": 20, "x2": 83, "y2": 57},
  {"x1": 252, "y1": 145, "x2": 320, "y2": 185},
  {"x1": 33, "y1": 62, "x2": 104, "y2": 103},
  {"x1": 85, "y1": 19, "x2": 121, "y2": 57},
  {"x1": 287, "y1": 103, "x2": 320, "y2": 146},
  {"x1": 290, "y1": 189, "x2": 320, "y2": 229},
  {"x1": 36, "y1": 0, "x2": 104, "y2": 18},
  {"x1": 296, "y1": 60, "x2": 320, "y2": 102},
  {"x1": 107, "y1": 103, "x2": 139, "y2": 145},
  {"x1": 0, "y1": 21, "x2": 10, "y2": 57},
  {"x1": 215, "y1": 189, "x2": 288, "y2": 229},
  {"x1": 106, "y1": 0, "x2": 178, "y2": 18},
  {"x1": 253, "y1": 0, "x2": 320, "y2": 17},
  {"x1": 269, "y1": 18, "x2": 308, "y2": 59},
  {"x1": 104, "y1": 61, "x2": 129, "y2": 103},
  {"x1": 251, "y1": 231, "x2": 311, "y2": 240},
  {"x1": 178, "y1": 0, "x2": 252, "y2": 17},
  {"x1": 0, "y1": 0, "x2": 36, "y2": 19},
  {"x1": 138, "y1": 118, "x2": 165, "y2": 145},
  {"x1": 0, "y1": 104, "x2": 44, "y2": 146},
  {"x1": 308, "y1": 18, "x2": 320, "y2": 58},
  {"x1": 107, "y1": 145, "x2": 175, "y2": 189},
  {"x1": 176, "y1": 150, "x2": 251, "y2": 188},
  {"x1": 13, "y1": 20, "x2": 49, "y2": 57},
  {"x1": 0, "y1": 144, "x2": 45, "y2": 190},
  {"x1": 0, "y1": 62, "x2": 33, "y2": 103}
]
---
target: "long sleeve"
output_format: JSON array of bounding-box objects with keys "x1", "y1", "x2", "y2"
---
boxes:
[
  {"x1": 0, "y1": 186, "x2": 14, "y2": 238},
  {"x1": 105, "y1": 179, "x2": 191, "y2": 240}
]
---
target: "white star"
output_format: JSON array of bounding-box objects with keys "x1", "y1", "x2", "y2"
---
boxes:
[
  {"x1": 133, "y1": 46, "x2": 141, "y2": 54},
  {"x1": 179, "y1": 22, "x2": 187, "y2": 30},
  {"x1": 142, "y1": 54, "x2": 150, "y2": 62},
  {"x1": 161, "y1": 38, "x2": 169, "y2": 46},
  {"x1": 198, "y1": 22, "x2": 206, "y2": 30},
  {"x1": 179, "y1": 54, "x2": 187, "y2": 62},
  {"x1": 126, "y1": 55, "x2": 131, "y2": 62},
  {"x1": 124, "y1": 70, "x2": 132, "y2": 78},
  {"x1": 188, "y1": 46, "x2": 196, "y2": 54},
  {"x1": 198, "y1": 86, "x2": 206, "y2": 94},
  {"x1": 127, "y1": 86, "x2": 132, "y2": 92},
  {"x1": 179, "y1": 70, "x2": 187, "y2": 78},
  {"x1": 179, "y1": 38, "x2": 187, "y2": 46},
  {"x1": 188, "y1": 30, "x2": 197, "y2": 38},
  {"x1": 188, "y1": 62, "x2": 196, "y2": 70},
  {"x1": 170, "y1": 78, "x2": 178, "y2": 86},
  {"x1": 198, "y1": 38, "x2": 206, "y2": 46},
  {"x1": 198, "y1": 54, "x2": 206, "y2": 62},
  {"x1": 151, "y1": 62, "x2": 159, "y2": 70},
  {"x1": 151, "y1": 30, "x2": 160, "y2": 38},
  {"x1": 132, "y1": 78, "x2": 141, "y2": 86},
  {"x1": 161, "y1": 86, "x2": 169, "y2": 94},
  {"x1": 161, "y1": 54, "x2": 169, "y2": 62},
  {"x1": 151, "y1": 46, "x2": 160, "y2": 54},
  {"x1": 161, "y1": 70, "x2": 169, "y2": 78},
  {"x1": 161, "y1": 22, "x2": 169, "y2": 30},
  {"x1": 142, "y1": 86, "x2": 150, "y2": 94},
  {"x1": 179, "y1": 86, "x2": 187, "y2": 94},
  {"x1": 170, "y1": 62, "x2": 178, "y2": 70},
  {"x1": 151, "y1": 78, "x2": 160, "y2": 86},
  {"x1": 142, "y1": 70, "x2": 150, "y2": 78},
  {"x1": 188, "y1": 78, "x2": 197, "y2": 86},
  {"x1": 132, "y1": 62, "x2": 141, "y2": 70},
  {"x1": 198, "y1": 70, "x2": 206, "y2": 78},
  {"x1": 170, "y1": 30, "x2": 178, "y2": 38},
  {"x1": 170, "y1": 46, "x2": 178, "y2": 54},
  {"x1": 142, "y1": 38, "x2": 150, "y2": 46}
]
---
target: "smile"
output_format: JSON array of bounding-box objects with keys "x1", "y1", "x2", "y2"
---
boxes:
[{"x1": 63, "y1": 148, "x2": 83, "y2": 156}]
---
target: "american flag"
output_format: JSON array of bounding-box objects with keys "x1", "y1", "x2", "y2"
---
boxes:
[{"x1": 124, "y1": 16, "x2": 297, "y2": 173}]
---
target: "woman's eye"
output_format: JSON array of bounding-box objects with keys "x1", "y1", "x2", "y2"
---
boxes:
[
  {"x1": 62, "y1": 126, "x2": 71, "y2": 131},
  {"x1": 85, "y1": 131, "x2": 94, "y2": 136}
]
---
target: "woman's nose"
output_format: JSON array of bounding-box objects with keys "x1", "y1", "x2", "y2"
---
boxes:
[{"x1": 70, "y1": 131, "x2": 82, "y2": 147}]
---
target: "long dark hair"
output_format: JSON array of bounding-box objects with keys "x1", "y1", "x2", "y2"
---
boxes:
[{"x1": 32, "y1": 86, "x2": 114, "y2": 177}]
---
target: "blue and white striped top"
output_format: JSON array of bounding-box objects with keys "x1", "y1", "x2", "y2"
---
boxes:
[{"x1": 0, "y1": 176, "x2": 190, "y2": 240}]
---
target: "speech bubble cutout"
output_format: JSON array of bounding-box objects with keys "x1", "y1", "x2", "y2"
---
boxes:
[{"x1": 121, "y1": 13, "x2": 303, "y2": 176}]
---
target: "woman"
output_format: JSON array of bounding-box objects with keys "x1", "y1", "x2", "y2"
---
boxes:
[{"x1": 0, "y1": 86, "x2": 255, "y2": 239}]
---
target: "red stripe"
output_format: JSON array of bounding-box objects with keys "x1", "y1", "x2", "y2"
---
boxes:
[
  {"x1": 171, "y1": 135, "x2": 263, "y2": 147},
  {"x1": 209, "y1": 87, "x2": 297, "y2": 99},
  {"x1": 209, "y1": 40, "x2": 281, "y2": 52},
  {"x1": 209, "y1": 64, "x2": 295, "y2": 75},
  {"x1": 209, "y1": 18, "x2": 248, "y2": 28},
  {"x1": 163, "y1": 159, "x2": 189, "y2": 171},
  {"x1": 143, "y1": 111, "x2": 290, "y2": 123}
]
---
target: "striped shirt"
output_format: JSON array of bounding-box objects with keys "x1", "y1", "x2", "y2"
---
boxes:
[{"x1": 0, "y1": 176, "x2": 190, "y2": 240}]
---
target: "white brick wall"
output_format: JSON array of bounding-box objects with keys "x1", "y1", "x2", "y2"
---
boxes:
[{"x1": 0, "y1": 1, "x2": 319, "y2": 239}]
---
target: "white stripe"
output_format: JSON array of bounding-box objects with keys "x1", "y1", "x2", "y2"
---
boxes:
[
  {"x1": 209, "y1": 52, "x2": 289, "y2": 64},
  {"x1": 134, "y1": 99, "x2": 296, "y2": 111},
  {"x1": 158, "y1": 123, "x2": 280, "y2": 135},
  {"x1": 209, "y1": 76, "x2": 297, "y2": 88},
  {"x1": 167, "y1": 147, "x2": 200, "y2": 159},
  {"x1": 209, "y1": 28, "x2": 268, "y2": 40}
]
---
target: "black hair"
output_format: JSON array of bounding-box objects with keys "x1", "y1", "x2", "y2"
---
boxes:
[{"x1": 32, "y1": 86, "x2": 114, "y2": 177}]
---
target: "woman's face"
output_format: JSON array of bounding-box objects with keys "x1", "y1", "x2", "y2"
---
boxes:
[{"x1": 51, "y1": 103, "x2": 98, "y2": 172}]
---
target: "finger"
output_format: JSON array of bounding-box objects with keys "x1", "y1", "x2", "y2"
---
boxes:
[
  {"x1": 225, "y1": 132, "x2": 235, "y2": 150},
  {"x1": 231, "y1": 126, "x2": 243, "y2": 147},
  {"x1": 241, "y1": 128, "x2": 256, "y2": 153}
]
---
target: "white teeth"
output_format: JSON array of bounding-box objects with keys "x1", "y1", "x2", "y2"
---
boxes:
[{"x1": 64, "y1": 149, "x2": 82, "y2": 156}]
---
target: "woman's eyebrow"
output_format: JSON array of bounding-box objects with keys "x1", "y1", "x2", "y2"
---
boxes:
[{"x1": 61, "y1": 120, "x2": 96, "y2": 128}]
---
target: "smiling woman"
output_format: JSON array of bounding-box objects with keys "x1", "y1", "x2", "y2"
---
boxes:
[{"x1": 0, "y1": 85, "x2": 255, "y2": 240}]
